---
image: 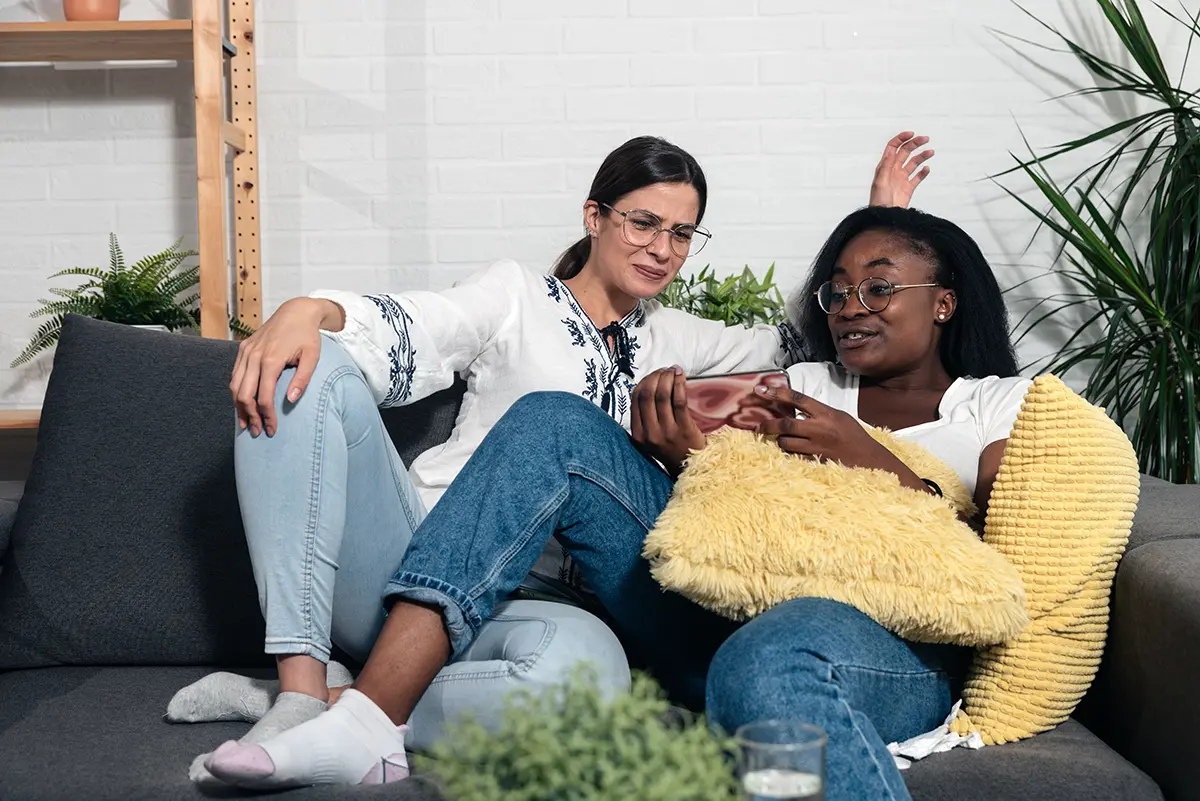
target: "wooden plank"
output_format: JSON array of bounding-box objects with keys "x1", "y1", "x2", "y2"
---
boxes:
[
  {"x1": 0, "y1": 20, "x2": 194, "y2": 62},
  {"x1": 230, "y1": 0, "x2": 262, "y2": 330},
  {"x1": 0, "y1": 410, "x2": 40, "y2": 431},
  {"x1": 221, "y1": 121, "x2": 246, "y2": 152},
  {"x1": 193, "y1": 1, "x2": 229, "y2": 339}
]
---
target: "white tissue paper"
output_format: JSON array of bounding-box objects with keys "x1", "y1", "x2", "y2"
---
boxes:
[{"x1": 886, "y1": 701, "x2": 985, "y2": 770}]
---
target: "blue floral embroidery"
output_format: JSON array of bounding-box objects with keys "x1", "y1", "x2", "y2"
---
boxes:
[
  {"x1": 365, "y1": 294, "x2": 417, "y2": 406},
  {"x1": 582, "y1": 358, "x2": 599, "y2": 402},
  {"x1": 562, "y1": 318, "x2": 586, "y2": 348},
  {"x1": 777, "y1": 320, "x2": 809, "y2": 365},
  {"x1": 544, "y1": 275, "x2": 562, "y2": 303},
  {"x1": 545, "y1": 275, "x2": 643, "y2": 423}
]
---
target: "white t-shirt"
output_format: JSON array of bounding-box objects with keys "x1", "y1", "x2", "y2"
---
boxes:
[{"x1": 785, "y1": 363, "x2": 1032, "y2": 497}]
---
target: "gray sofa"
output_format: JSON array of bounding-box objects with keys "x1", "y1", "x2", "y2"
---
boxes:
[{"x1": 1, "y1": 316, "x2": 1196, "y2": 801}]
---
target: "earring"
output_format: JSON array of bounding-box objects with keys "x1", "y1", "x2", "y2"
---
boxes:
[{"x1": 937, "y1": 313, "x2": 946, "y2": 320}]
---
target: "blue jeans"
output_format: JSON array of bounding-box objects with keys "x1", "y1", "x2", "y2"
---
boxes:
[
  {"x1": 387, "y1": 391, "x2": 966, "y2": 801},
  {"x1": 236, "y1": 340, "x2": 630, "y2": 751}
]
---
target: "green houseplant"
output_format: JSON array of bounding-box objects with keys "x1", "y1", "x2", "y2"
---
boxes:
[
  {"x1": 656, "y1": 264, "x2": 787, "y2": 327},
  {"x1": 417, "y1": 669, "x2": 740, "y2": 801},
  {"x1": 12, "y1": 234, "x2": 252, "y2": 367},
  {"x1": 1002, "y1": 0, "x2": 1200, "y2": 482}
]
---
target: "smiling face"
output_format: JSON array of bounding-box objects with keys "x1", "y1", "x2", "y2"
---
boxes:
[
  {"x1": 825, "y1": 229, "x2": 957, "y2": 377},
  {"x1": 583, "y1": 181, "x2": 701, "y2": 300}
]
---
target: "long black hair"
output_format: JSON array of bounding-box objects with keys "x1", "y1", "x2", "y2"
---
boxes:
[
  {"x1": 790, "y1": 206, "x2": 1019, "y2": 379},
  {"x1": 552, "y1": 136, "x2": 707, "y2": 280}
]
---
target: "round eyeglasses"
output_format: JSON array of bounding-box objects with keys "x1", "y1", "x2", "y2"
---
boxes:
[
  {"x1": 815, "y1": 277, "x2": 940, "y2": 315},
  {"x1": 599, "y1": 203, "x2": 711, "y2": 258}
]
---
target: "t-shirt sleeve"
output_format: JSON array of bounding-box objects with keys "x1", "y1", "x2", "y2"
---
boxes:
[
  {"x1": 980, "y1": 377, "x2": 1034, "y2": 446},
  {"x1": 310, "y1": 260, "x2": 521, "y2": 408}
]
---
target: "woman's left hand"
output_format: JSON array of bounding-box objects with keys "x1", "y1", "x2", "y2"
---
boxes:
[
  {"x1": 868, "y1": 131, "x2": 934, "y2": 209},
  {"x1": 755, "y1": 385, "x2": 911, "y2": 475}
]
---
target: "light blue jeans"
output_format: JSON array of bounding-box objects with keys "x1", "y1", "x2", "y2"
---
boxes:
[{"x1": 235, "y1": 338, "x2": 630, "y2": 751}]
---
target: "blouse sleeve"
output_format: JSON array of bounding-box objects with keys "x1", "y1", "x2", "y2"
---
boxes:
[
  {"x1": 309, "y1": 259, "x2": 521, "y2": 408},
  {"x1": 685, "y1": 317, "x2": 809, "y2": 376},
  {"x1": 979, "y1": 377, "x2": 1034, "y2": 446}
]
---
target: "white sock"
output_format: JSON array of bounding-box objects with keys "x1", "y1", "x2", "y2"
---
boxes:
[
  {"x1": 189, "y1": 692, "x2": 327, "y2": 785},
  {"x1": 205, "y1": 689, "x2": 408, "y2": 788}
]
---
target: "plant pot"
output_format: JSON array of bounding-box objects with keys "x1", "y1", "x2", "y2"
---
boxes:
[{"x1": 62, "y1": 0, "x2": 121, "y2": 21}]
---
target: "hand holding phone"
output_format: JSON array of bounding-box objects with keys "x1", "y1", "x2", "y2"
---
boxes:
[{"x1": 684, "y1": 370, "x2": 795, "y2": 435}]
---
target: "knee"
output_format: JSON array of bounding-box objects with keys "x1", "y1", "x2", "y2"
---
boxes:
[
  {"x1": 502, "y1": 392, "x2": 621, "y2": 444},
  {"x1": 239, "y1": 337, "x2": 374, "y2": 438},
  {"x1": 497, "y1": 601, "x2": 631, "y2": 699},
  {"x1": 707, "y1": 600, "x2": 857, "y2": 731}
]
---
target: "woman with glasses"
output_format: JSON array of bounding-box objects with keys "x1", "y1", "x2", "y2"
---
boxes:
[
  {"x1": 201, "y1": 206, "x2": 1025, "y2": 801},
  {"x1": 178, "y1": 133, "x2": 933, "y2": 786}
]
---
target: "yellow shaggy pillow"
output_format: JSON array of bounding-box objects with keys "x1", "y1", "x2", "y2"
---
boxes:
[
  {"x1": 950, "y1": 374, "x2": 1140, "y2": 745},
  {"x1": 643, "y1": 425, "x2": 1028, "y2": 647}
]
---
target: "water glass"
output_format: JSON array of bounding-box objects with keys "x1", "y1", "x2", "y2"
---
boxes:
[{"x1": 735, "y1": 720, "x2": 827, "y2": 801}]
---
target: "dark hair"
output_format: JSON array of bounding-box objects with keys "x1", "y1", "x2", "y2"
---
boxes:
[
  {"x1": 552, "y1": 136, "x2": 707, "y2": 280},
  {"x1": 789, "y1": 206, "x2": 1019, "y2": 379}
]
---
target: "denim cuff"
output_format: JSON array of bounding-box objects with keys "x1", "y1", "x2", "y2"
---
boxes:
[{"x1": 384, "y1": 572, "x2": 484, "y2": 660}]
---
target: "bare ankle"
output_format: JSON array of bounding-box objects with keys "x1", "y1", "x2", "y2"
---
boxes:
[{"x1": 276, "y1": 654, "x2": 330, "y2": 702}]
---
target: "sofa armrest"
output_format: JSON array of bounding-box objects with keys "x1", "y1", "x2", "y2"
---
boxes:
[
  {"x1": 1084, "y1": 478, "x2": 1200, "y2": 801},
  {"x1": 0, "y1": 498, "x2": 16, "y2": 561}
]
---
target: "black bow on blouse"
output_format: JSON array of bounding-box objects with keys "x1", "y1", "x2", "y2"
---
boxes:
[{"x1": 598, "y1": 321, "x2": 634, "y2": 377}]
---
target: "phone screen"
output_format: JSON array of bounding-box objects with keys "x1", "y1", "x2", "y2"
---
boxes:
[{"x1": 684, "y1": 370, "x2": 794, "y2": 435}]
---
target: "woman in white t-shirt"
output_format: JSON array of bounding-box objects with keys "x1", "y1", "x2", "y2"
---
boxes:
[
  {"x1": 179, "y1": 134, "x2": 933, "y2": 786},
  {"x1": 201, "y1": 207, "x2": 1025, "y2": 801}
]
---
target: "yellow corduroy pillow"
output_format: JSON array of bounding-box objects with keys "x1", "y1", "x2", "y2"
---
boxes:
[
  {"x1": 643, "y1": 425, "x2": 1028, "y2": 647},
  {"x1": 950, "y1": 374, "x2": 1140, "y2": 744}
]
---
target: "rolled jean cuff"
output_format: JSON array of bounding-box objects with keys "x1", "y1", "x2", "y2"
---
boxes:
[
  {"x1": 263, "y1": 637, "x2": 332, "y2": 663},
  {"x1": 384, "y1": 572, "x2": 483, "y2": 660}
]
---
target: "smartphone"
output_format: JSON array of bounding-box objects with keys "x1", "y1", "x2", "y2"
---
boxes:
[{"x1": 684, "y1": 370, "x2": 794, "y2": 435}]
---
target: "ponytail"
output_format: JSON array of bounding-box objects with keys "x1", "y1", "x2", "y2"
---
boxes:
[{"x1": 552, "y1": 236, "x2": 592, "y2": 280}]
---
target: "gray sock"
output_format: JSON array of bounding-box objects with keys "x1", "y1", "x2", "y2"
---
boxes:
[
  {"x1": 166, "y1": 661, "x2": 354, "y2": 724},
  {"x1": 190, "y1": 692, "x2": 329, "y2": 785}
]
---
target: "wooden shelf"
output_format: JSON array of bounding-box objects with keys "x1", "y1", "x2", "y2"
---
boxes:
[
  {"x1": 0, "y1": 20, "x2": 236, "y2": 63},
  {"x1": 0, "y1": 410, "x2": 40, "y2": 431}
]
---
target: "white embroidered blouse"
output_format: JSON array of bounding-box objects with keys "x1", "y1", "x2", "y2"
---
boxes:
[{"x1": 312, "y1": 260, "x2": 805, "y2": 586}]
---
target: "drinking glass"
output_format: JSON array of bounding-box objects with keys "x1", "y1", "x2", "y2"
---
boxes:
[{"x1": 735, "y1": 720, "x2": 827, "y2": 801}]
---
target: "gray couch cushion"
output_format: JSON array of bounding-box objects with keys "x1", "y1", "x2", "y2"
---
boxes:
[
  {"x1": 0, "y1": 317, "x2": 465, "y2": 672},
  {"x1": 0, "y1": 666, "x2": 446, "y2": 801},
  {"x1": 0, "y1": 317, "x2": 260, "y2": 670},
  {"x1": 1087, "y1": 536, "x2": 1200, "y2": 801},
  {"x1": 904, "y1": 719, "x2": 1161, "y2": 801}
]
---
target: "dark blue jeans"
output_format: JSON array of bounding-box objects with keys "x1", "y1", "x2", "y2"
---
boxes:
[{"x1": 387, "y1": 392, "x2": 966, "y2": 801}]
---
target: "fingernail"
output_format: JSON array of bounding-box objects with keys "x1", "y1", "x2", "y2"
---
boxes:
[
  {"x1": 755, "y1": 385, "x2": 768, "y2": 394},
  {"x1": 673, "y1": 365, "x2": 683, "y2": 375},
  {"x1": 288, "y1": 388, "x2": 300, "y2": 403}
]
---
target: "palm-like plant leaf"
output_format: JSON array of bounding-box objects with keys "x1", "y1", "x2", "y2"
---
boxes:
[{"x1": 1002, "y1": 0, "x2": 1200, "y2": 481}]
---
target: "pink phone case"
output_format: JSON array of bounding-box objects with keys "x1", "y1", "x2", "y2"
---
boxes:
[{"x1": 685, "y1": 370, "x2": 793, "y2": 435}]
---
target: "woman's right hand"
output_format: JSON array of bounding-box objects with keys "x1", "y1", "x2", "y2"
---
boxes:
[
  {"x1": 630, "y1": 367, "x2": 706, "y2": 478},
  {"x1": 230, "y1": 297, "x2": 343, "y2": 437}
]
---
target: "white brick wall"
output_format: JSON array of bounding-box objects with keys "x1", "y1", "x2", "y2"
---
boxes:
[{"x1": 1, "y1": 0, "x2": 1196, "y2": 412}]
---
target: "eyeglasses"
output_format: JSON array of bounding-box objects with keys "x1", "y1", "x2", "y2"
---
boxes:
[
  {"x1": 815, "y1": 277, "x2": 940, "y2": 315},
  {"x1": 599, "y1": 203, "x2": 711, "y2": 258}
]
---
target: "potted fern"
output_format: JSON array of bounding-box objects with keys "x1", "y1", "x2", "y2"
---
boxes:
[
  {"x1": 11, "y1": 234, "x2": 250, "y2": 368},
  {"x1": 1000, "y1": 0, "x2": 1200, "y2": 482},
  {"x1": 657, "y1": 264, "x2": 787, "y2": 327},
  {"x1": 416, "y1": 669, "x2": 739, "y2": 801}
]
